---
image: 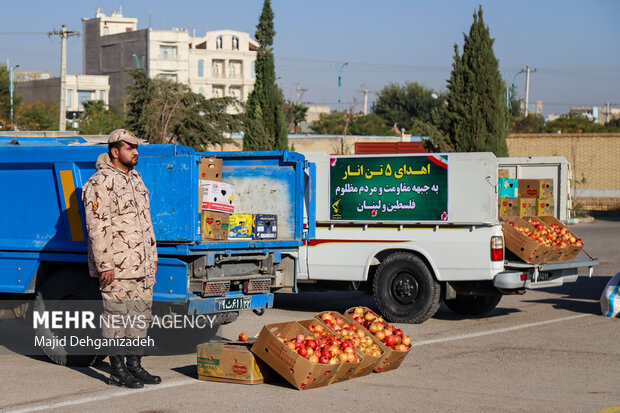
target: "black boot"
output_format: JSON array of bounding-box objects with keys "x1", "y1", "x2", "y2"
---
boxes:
[
  {"x1": 126, "y1": 353, "x2": 161, "y2": 385},
  {"x1": 108, "y1": 355, "x2": 144, "y2": 388}
]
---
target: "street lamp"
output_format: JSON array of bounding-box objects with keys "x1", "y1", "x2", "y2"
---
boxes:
[
  {"x1": 9, "y1": 64, "x2": 19, "y2": 129},
  {"x1": 333, "y1": 62, "x2": 348, "y2": 112},
  {"x1": 505, "y1": 70, "x2": 524, "y2": 111}
]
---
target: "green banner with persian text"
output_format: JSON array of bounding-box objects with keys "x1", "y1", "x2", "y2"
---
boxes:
[{"x1": 329, "y1": 155, "x2": 449, "y2": 221}]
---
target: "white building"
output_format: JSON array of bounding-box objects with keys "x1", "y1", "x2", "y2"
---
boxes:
[{"x1": 82, "y1": 9, "x2": 258, "y2": 109}]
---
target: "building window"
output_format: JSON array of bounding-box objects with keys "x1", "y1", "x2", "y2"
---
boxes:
[
  {"x1": 232, "y1": 36, "x2": 239, "y2": 50},
  {"x1": 212, "y1": 60, "x2": 223, "y2": 78},
  {"x1": 99, "y1": 91, "x2": 105, "y2": 101},
  {"x1": 229, "y1": 87, "x2": 240, "y2": 99},
  {"x1": 229, "y1": 61, "x2": 242, "y2": 78},
  {"x1": 159, "y1": 45, "x2": 177, "y2": 60},
  {"x1": 66, "y1": 91, "x2": 72, "y2": 108},
  {"x1": 216, "y1": 36, "x2": 223, "y2": 50},
  {"x1": 78, "y1": 91, "x2": 92, "y2": 108},
  {"x1": 213, "y1": 86, "x2": 224, "y2": 98},
  {"x1": 198, "y1": 87, "x2": 205, "y2": 96},
  {"x1": 198, "y1": 59, "x2": 204, "y2": 77}
]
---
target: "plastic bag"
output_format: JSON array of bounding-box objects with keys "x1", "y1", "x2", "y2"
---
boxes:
[{"x1": 601, "y1": 272, "x2": 620, "y2": 317}]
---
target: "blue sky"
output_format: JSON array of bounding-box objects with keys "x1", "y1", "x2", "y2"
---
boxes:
[{"x1": 2, "y1": 0, "x2": 619, "y2": 118}]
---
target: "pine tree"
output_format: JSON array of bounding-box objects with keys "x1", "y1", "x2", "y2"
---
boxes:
[
  {"x1": 244, "y1": 0, "x2": 288, "y2": 150},
  {"x1": 444, "y1": 6, "x2": 509, "y2": 157}
]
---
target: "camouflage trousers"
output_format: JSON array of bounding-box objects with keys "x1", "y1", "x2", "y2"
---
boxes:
[{"x1": 100, "y1": 277, "x2": 153, "y2": 339}]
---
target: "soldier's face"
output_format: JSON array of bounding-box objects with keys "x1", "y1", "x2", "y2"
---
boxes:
[{"x1": 115, "y1": 141, "x2": 139, "y2": 168}]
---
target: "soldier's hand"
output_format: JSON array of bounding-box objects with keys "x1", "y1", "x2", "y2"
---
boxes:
[{"x1": 99, "y1": 270, "x2": 115, "y2": 286}]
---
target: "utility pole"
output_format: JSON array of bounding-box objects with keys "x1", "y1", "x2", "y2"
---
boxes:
[
  {"x1": 48, "y1": 25, "x2": 79, "y2": 131},
  {"x1": 606, "y1": 102, "x2": 611, "y2": 124},
  {"x1": 361, "y1": 89, "x2": 369, "y2": 115},
  {"x1": 295, "y1": 84, "x2": 307, "y2": 105},
  {"x1": 9, "y1": 62, "x2": 19, "y2": 130},
  {"x1": 523, "y1": 66, "x2": 537, "y2": 116},
  {"x1": 333, "y1": 62, "x2": 348, "y2": 112}
]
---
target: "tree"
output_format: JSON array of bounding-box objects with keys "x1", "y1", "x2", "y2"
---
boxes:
[
  {"x1": 283, "y1": 100, "x2": 308, "y2": 133},
  {"x1": 125, "y1": 70, "x2": 241, "y2": 149},
  {"x1": 373, "y1": 82, "x2": 444, "y2": 132},
  {"x1": 443, "y1": 6, "x2": 509, "y2": 156},
  {"x1": 544, "y1": 112, "x2": 605, "y2": 134},
  {"x1": 78, "y1": 100, "x2": 125, "y2": 135},
  {"x1": 15, "y1": 101, "x2": 58, "y2": 130},
  {"x1": 310, "y1": 111, "x2": 394, "y2": 136},
  {"x1": 511, "y1": 114, "x2": 545, "y2": 133},
  {"x1": 243, "y1": 0, "x2": 288, "y2": 150}
]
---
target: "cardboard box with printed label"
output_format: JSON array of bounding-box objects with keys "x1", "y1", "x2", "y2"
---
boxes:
[
  {"x1": 502, "y1": 217, "x2": 552, "y2": 264},
  {"x1": 518, "y1": 179, "x2": 554, "y2": 199},
  {"x1": 498, "y1": 197, "x2": 519, "y2": 219},
  {"x1": 498, "y1": 178, "x2": 518, "y2": 198},
  {"x1": 197, "y1": 340, "x2": 274, "y2": 384},
  {"x1": 297, "y1": 318, "x2": 363, "y2": 383},
  {"x1": 200, "y1": 180, "x2": 235, "y2": 213},
  {"x1": 251, "y1": 321, "x2": 339, "y2": 390},
  {"x1": 252, "y1": 214, "x2": 278, "y2": 240},
  {"x1": 518, "y1": 197, "x2": 537, "y2": 217},
  {"x1": 537, "y1": 198, "x2": 555, "y2": 216},
  {"x1": 201, "y1": 211, "x2": 229, "y2": 241},
  {"x1": 498, "y1": 169, "x2": 510, "y2": 179},
  {"x1": 228, "y1": 214, "x2": 253, "y2": 239},
  {"x1": 198, "y1": 157, "x2": 223, "y2": 181}
]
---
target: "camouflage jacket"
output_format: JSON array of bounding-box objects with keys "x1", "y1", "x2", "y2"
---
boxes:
[{"x1": 82, "y1": 153, "x2": 158, "y2": 283}]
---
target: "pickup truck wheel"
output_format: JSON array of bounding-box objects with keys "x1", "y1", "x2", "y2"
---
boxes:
[
  {"x1": 33, "y1": 268, "x2": 105, "y2": 367},
  {"x1": 373, "y1": 252, "x2": 440, "y2": 323},
  {"x1": 445, "y1": 294, "x2": 502, "y2": 316}
]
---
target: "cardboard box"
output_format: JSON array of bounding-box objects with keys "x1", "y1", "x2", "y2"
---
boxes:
[
  {"x1": 522, "y1": 216, "x2": 564, "y2": 261},
  {"x1": 539, "y1": 216, "x2": 583, "y2": 261},
  {"x1": 228, "y1": 214, "x2": 253, "y2": 239},
  {"x1": 297, "y1": 318, "x2": 362, "y2": 383},
  {"x1": 201, "y1": 211, "x2": 229, "y2": 241},
  {"x1": 200, "y1": 180, "x2": 235, "y2": 213},
  {"x1": 197, "y1": 340, "x2": 274, "y2": 384},
  {"x1": 518, "y1": 179, "x2": 554, "y2": 199},
  {"x1": 198, "y1": 157, "x2": 223, "y2": 181},
  {"x1": 312, "y1": 312, "x2": 382, "y2": 379},
  {"x1": 537, "y1": 198, "x2": 555, "y2": 216},
  {"x1": 251, "y1": 322, "x2": 339, "y2": 390},
  {"x1": 498, "y1": 169, "x2": 510, "y2": 179},
  {"x1": 498, "y1": 197, "x2": 519, "y2": 219},
  {"x1": 252, "y1": 214, "x2": 278, "y2": 240},
  {"x1": 502, "y1": 217, "x2": 552, "y2": 264},
  {"x1": 518, "y1": 197, "x2": 537, "y2": 217},
  {"x1": 498, "y1": 178, "x2": 519, "y2": 198},
  {"x1": 343, "y1": 307, "x2": 410, "y2": 373}
]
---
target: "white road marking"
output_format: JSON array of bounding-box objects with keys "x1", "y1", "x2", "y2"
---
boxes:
[
  {"x1": 414, "y1": 313, "x2": 590, "y2": 346},
  {"x1": 3, "y1": 377, "x2": 198, "y2": 413},
  {"x1": 4, "y1": 313, "x2": 590, "y2": 412}
]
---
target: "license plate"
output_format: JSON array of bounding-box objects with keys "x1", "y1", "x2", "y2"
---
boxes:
[{"x1": 215, "y1": 296, "x2": 251, "y2": 312}]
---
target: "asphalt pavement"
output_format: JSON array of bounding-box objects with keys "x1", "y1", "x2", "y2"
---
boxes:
[{"x1": 0, "y1": 219, "x2": 618, "y2": 413}]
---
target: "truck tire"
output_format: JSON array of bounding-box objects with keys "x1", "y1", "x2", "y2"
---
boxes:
[
  {"x1": 33, "y1": 268, "x2": 105, "y2": 367},
  {"x1": 445, "y1": 294, "x2": 502, "y2": 316},
  {"x1": 373, "y1": 252, "x2": 440, "y2": 323}
]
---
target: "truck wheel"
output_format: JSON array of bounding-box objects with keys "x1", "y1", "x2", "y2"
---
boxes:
[
  {"x1": 373, "y1": 252, "x2": 440, "y2": 323},
  {"x1": 33, "y1": 268, "x2": 104, "y2": 367},
  {"x1": 445, "y1": 295, "x2": 502, "y2": 316}
]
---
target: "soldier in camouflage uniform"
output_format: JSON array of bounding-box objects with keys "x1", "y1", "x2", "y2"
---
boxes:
[{"x1": 82, "y1": 129, "x2": 161, "y2": 388}]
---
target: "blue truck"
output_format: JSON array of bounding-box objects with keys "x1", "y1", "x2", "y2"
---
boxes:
[{"x1": 0, "y1": 136, "x2": 315, "y2": 365}]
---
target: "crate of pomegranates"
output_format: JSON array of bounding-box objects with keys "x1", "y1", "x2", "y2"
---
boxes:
[{"x1": 344, "y1": 306, "x2": 412, "y2": 373}]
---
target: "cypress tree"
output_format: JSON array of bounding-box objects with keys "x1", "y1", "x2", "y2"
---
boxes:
[
  {"x1": 445, "y1": 6, "x2": 509, "y2": 157},
  {"x1": 244, "y1": 0, "x2": 288, "y2": 150}
]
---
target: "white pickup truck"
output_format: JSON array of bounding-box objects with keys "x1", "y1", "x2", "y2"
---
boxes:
[{"x1": 298, "y1": 152, "x2": 598, "y2": 323}]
